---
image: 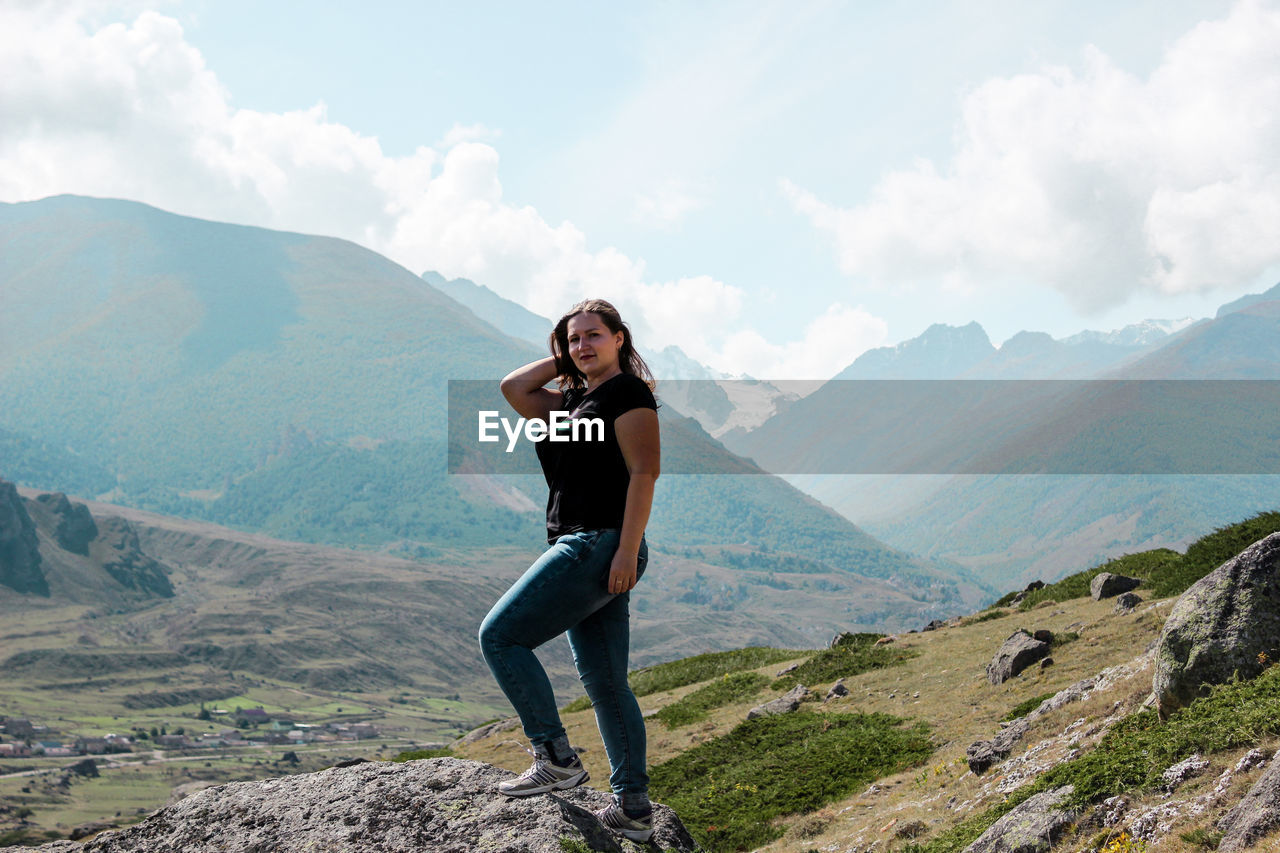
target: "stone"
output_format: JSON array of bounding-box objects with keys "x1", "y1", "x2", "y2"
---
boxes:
[
  {"x1": 1218, "y1": 748, "x2": 1280, "y2": 852},
  {"x1": 1153, "y1": 532, "x2": 1280, "y2": 719},
  {"x1": 1024, "y1": 581, "x2": 1045, "y2": 592},
  {"x1": 774, "y1": 662, "x2": 800, "y2": 678},
  {"x1": 967, "y1": 718, "x2": 1029, "y2": 774},
  {"x1": 1038, "y1": 657, "x2": 1054, "y2": 670},
  {"x1": 33, "y1": 757, "x2": 699, "y2": 853},
  {"x1": 452, "y1": 716, "x2": 520, "y2": 747},
  {"x1": 1032, "y1": 630, "x2": 1053, "y2": 644},
  {"x1": 1114, "y1": 592, "x2": 1143, "y2": 613},
  {"x1": 922, "y1": 619, "x2": 946, "y2": 632},
  {"x1": 987, "y1": 630, "x2": 1051, "y2": 685},
  {"x1": 825, "y1": 679, "x2": 849, "y2": 701},
  {"x1": 95, "y1": 517, "x2": 175, "y2": 598},
  {"x1": 1161, "y1": 753, "x2": 1208, "y2": 790},
  {"x1": 1090, "y1": 572, "x2": 1141, "y2": 600},
  {"x1": 874, "y1": 636, "x2": 896, "y2": 646},
  {"x1": 963, "y1": 785, "x2": 1078, "y2": 853},
  {"x1": 747, "y1": 684, "x2": 809, "y2": 719}
]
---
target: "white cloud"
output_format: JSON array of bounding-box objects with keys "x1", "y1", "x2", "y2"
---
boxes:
[
  {"x1": 632, "y1": 179, "x2": 705, "y2": 229},
  {"x1": 0, "y1": 4, "x2": 887, "y2": 381},
  {"x1": 434, "y1": 122, "x2": 501, "y2": 150},
  {"x1": 785, "y1": 0, "x2": 1280, "y2": 311}
]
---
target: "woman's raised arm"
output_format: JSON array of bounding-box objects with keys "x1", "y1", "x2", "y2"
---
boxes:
[{"x1": 499, "y1": 356, "x2": 563, "y2": 422}]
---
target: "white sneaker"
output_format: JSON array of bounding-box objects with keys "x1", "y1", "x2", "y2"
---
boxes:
[
  {"x1": 595, "y1": 797, "x2": 654, "y2": 843},
  {"x1": 497, "y1": 750, "x2": 589, "y2": 797}
]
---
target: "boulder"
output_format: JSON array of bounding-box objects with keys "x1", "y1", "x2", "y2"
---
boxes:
[
  {"x1": 922, "y1": 619, "x2": 946, "y2": 632},
  {"x1": 453, "y1": 717, "x2": 520, "y2": 747},
  {"x1": 1031, "y1": 630, "x2": 1053, "y2": 644},
  {"x1": 0, "y1": 479, "x2": 48, "y2": 596},
  {"x1": 1152, "y1": 532, "x2": 1280, "y2": 719},
  {"x1": 963, "y1": 785, "x2": 1078, "y2": 853},
  {"x1": 747, "y1": 684, "x2": 809, "y2": 719},
  {"x1": 987, "y1": 631, "x2": 1051, "y2": 685},
  {"x1": 34, "y1": 492, "x2": 98, "y2": 555},
  {"x1": 825, "y1": 679, "x2": 849, "y2": 701},
  {"x1": 33, "y1": 757, "x2": 699, "y2": 853},
  {"x1": 1090, "y1": 573, "x2": 1141, "y2": 600},
  {"x1": 1114, "y1": 592, "x2": 1143, "y2": 613},
  {"x1": 967, "y1": 718, "x2": 1030, "y2": 774},
  {"x1": 1218, "y1": 748, "x2": 1280, "y2": 852}
]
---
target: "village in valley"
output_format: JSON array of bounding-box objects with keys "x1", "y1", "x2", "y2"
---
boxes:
[{"x1": 0, "y1": 710, "x2": 382, "y2": 760}]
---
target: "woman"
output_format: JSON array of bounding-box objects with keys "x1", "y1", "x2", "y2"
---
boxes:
[{"x1": 479, "y1": 298, "x2": 661, "y2": 842}]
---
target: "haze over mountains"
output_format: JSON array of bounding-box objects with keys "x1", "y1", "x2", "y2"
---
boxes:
[{"x1": 0, "y1": 195, "x2": 983, "y2": 661}]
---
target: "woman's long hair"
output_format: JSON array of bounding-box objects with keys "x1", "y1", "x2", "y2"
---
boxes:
[{"x1": 550, "y1": 299, "x2": 656, "y2": 393}]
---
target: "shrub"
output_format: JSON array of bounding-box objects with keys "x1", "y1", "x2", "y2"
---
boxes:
[
  {"x1": 650, "y1": 710, "x2": 933, "y2": 851},
  {"x1": 773, "y1": 634, "x2": 917, "y2": 690},
  {"x1": 653, "y1": 672, "x2": 770, "y2": 728},
  {"x1": 629, "y1": 647, "x2": 802, "y2": 697}
]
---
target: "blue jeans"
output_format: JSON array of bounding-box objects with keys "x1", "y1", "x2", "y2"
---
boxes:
[{"x1": 479, "y1": 528, "x2": 649, "y2": 797}]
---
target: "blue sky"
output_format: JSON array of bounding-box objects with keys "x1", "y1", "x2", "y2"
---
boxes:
[{"x1": 3, "y1": 0, "x2": 1277, "y2": 377}]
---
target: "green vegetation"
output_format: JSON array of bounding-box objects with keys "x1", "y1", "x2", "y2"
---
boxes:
[
  {"x1": 1000, "y1": 692, "x2": 1056, "y2": 722},
  {"x1": 991, "y1": 511, "x2": 1280, "y2": 611},
  {"x1": 653, "y1": 672, "x2": 770, "y2": 728},
  {"x1": 393, "y1": 747, "x2": 452, "y2": 762},
  {"x1": 773, "y1": 634, "x2": 917, "y2": 690},
  {"x1": 629, "y1": 647, "x2": 802, "y2": 697},
  {"x1": 910, "y1": 664, "x2": 1280, "y2": 852},
  {"x1": 650, "y1": 710, "x2": 934, "y2": 851}
]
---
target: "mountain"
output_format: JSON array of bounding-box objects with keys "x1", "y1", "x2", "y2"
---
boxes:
[
  {"x1": 421, "y1": 270, "x2": 554, "y2": 347},
  {"x1": 0, "y1": 194, "x2": 983, "y2": 632},
  {"x1": 734, "y1": 284, "x2": 1280, "y2": 587}
]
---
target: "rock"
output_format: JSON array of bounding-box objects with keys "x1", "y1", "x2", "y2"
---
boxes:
[
  {"x1": 1090, "y1": 572, "x2": 1141, "y2": 600},
  {"x1": 68, "y1": 823, "x2": 117, "y2": 842},
  {"x1": 452, "y1": 716, "x2": 520, "y2": 747},
  {"x1": 825, "y1": 679, "x2": 849, "y2": 701},
  {"x1": 1218, "y1": 747, "x2": 1280, "y2": 852},
  {"x1": 748, "y1": 684, "x2": 809, "y2": 719},
  {"x1": 874, "y1": 636, "x2": 896, "y2": 646},
  {"x1": 967, "y1": 718, "x2": 1029, "y2": 774},
  {"x1": 33, "y1": 492, "x2": 98, "y2": 555},
  {"x1": 1024, "y1": 581, "x2": 1045, "y2": 592},
  {"x1": 1153, "y1": 532, "x2": 1280, "y2": 719},
  {"x1": 1038, "y1": 657, "x2": 1053, "y2": 670},
  {"x1": 987, "y1": 631, "x2": 1051, "y2": 685},
  {"x1": 774, "y1": 662, "x2": 800, "y2": 678},
  {"x1": 0, "y1": 479, "x2": 49, "y2": 596},
  {"x1": 922, "y1": 619, "x2": 946, "y2": 632},
  {"x1": 1031, "y1": 630, "x2": 1053, "y2": 644},
  {"x1": 95, "y1": 517, "x2": 175, "y2": 598},
  {"x1": 1114, "y1": 592, "x2": 1143, "y2": 613},
  {"x1": 33, "y1": 757, "x2": 699, "y2": 852},
  {"x1": 963, "y1": 785, "x2": 1078, "y2": 853},
  {"x1": 1161, "y1": 753, "x2": 1208, "y2": 790}
]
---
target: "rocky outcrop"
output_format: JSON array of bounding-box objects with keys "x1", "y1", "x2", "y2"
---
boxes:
[
  {"x1": 33, "y1": 492, "x2": 98, "y2": 555},
  {"x1": 967, "y1": 718, "x2": 1030, "y2": 774},
  {"x1": 1218, "y1": 748, "x2": 1280, "y2": 852},
  {"x1": 35, "y1": 757, "x2": 700, "y2": 852},
  {"x1": 95, "y1": 517, "x2": 174, "y2": 597},
  {"x1": 987, "y1": 631, "x2": 1050, "y2": 685},
  {"x1": 963, "y1": 785, "x2": 1079, "y2": 853},
  {"x1": 1090, "y1": 573, "x2": 1141, "y2": 600},
  {"x1": 1153, "y1": 532, "x2": 1280, "y2": 719},
  {"x1": 0, "y1": 478, "x2": 48, "y2": 595},
  {"x1": 1114, "y1": 592, "x2": 1142, "y2": 613},
  {"x1": 748, "y1": 684, "x2": 809, "y2": 719}
]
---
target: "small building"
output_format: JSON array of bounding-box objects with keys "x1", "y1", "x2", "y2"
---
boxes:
[
  {"x1": 2, "y1": 719, "x2": 35, "y2": 739},
  {"x1": 350, "y1": 723, "x2": 378, "y2": 740},
  {"x1": 0, "y1": 742, "x2": 31, "y2": 757},
  {"x1": 76, "y1": 737, "x2": 109, "y2": 755},
  {"x1": 235, "y1": 708, "x2": 270, "y2": 725},
  {"x1": 154, "y1": 734, "x2": 189, "y2": 749}
]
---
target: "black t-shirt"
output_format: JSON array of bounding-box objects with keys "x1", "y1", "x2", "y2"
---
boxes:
[{"x1": 535, "y1": 372, "x2": 658, "y2": 542}]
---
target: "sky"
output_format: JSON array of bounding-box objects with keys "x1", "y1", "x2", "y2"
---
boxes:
[{"x1": 2, "y1": 0, "x2": 1278, "y2": 378}]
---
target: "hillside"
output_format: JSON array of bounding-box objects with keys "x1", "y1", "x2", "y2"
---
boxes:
[
  {"x1": 0, "y1": 194, "x2": 981, "y2": 624},
  {"x1": 452, "y1": 510, "x2": 1280, "y2": 853}
]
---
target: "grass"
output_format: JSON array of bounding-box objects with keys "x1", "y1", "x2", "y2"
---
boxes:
[
  {"x1": 989, "y1": 510, "x2": 1280, "y2": 612},
  {"x1": 772, "y1": 634, "x2": 917, "y2": 690},
  {"x1": 628, "y1": 647, "x2": 803, "y2": 698},
  {"x1": 649, "y1": 710, "x2": 934, "y2": 852},
  {"x1": 1000, "y1": 691, "x2": 1057, "y2": 722},
  {"x1": 909, "y1": 664, "x2": 1280, "y2": 852},
  {"x1": 392, "y1": 747, "x2": 452, "y2": 762},
  {"x1": 652, "y1": 672, "x2": 771, "y2": 728}
]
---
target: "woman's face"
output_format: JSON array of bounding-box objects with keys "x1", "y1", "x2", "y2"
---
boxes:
[{"x1": 566, "y1": 312, "x2": 623, "y2": 380}]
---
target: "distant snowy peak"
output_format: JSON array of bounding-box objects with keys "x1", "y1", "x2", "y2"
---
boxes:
[{"x1": 1061, "y1": 318, "x2": 1195, "y2": 348}]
